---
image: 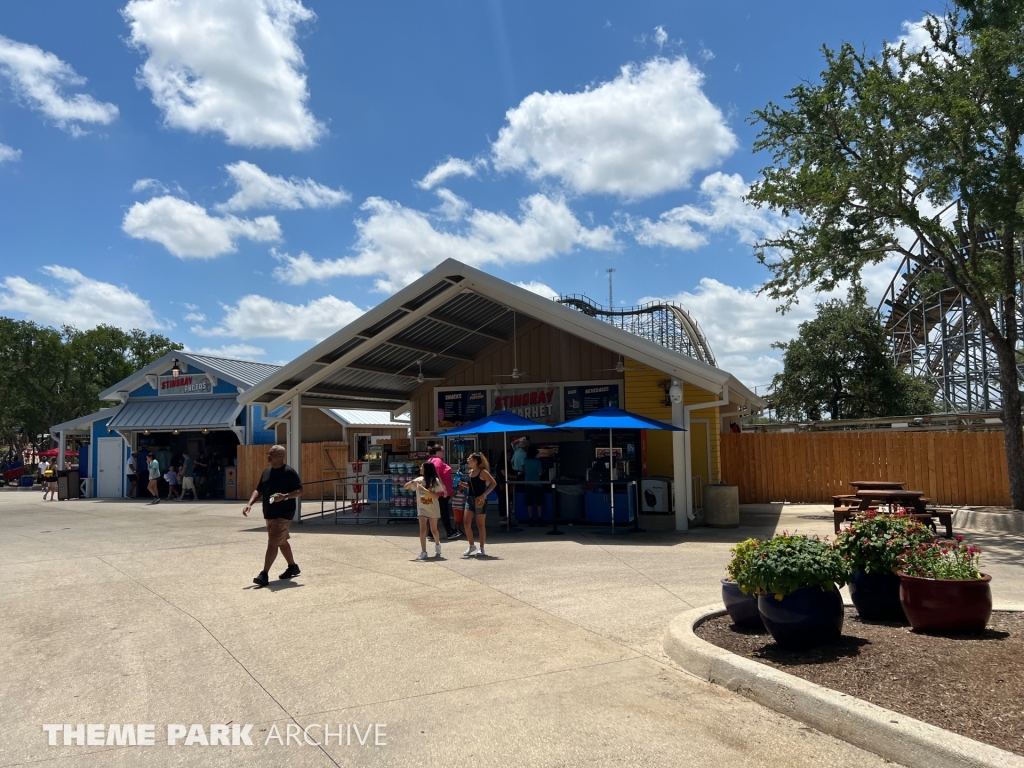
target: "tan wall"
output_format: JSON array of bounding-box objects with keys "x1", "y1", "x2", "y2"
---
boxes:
[
  {"x1": 623, "y1": 359, "x2": 720, "y2": 482},
  {"x1": 721, "y1": 431, "x2": 1011, "y2": 506},
  {"x1": 410, "y1": 319, "x2": 620, "y2": 432},
  {"x1": 238, "y1": 441, "x2": 350, "y2": 500}
]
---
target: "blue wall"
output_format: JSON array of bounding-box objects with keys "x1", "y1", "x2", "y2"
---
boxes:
[{"x1": 250, "y1": 405, "x2": 277, "y2": 445}]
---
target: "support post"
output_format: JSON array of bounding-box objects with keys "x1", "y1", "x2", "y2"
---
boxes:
[
  {"x1": 57, "y1": 430, "x2": 66, "y2": 471},
  {"x1": 671, "y1": 380, "x2": 689, "y2": 532},
  {"x1": 290, "y1": 395, "x2": 302, "y2": 521}
]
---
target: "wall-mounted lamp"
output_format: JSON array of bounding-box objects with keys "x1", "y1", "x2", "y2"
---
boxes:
[
  {"x1": 202, "y1": 429, "x2": 209, "y2": 434},
  {"x1": 669, "y1": 383, "x2": 683, "y2": 405},
  {"x1": 144, "y1": 430, "x2": 150, "y2": 435},
  {"x1": 173, "y1": 429, "x2": 180, "y2": 435},
  {"x1": 170, "y1": 358, "x2": 180, "y2": 377}
]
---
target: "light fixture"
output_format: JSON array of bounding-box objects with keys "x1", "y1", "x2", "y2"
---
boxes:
[
  {"x1": 669, "y1": 383, "x2": 683, "y2": 405},
  {"x1": 416, "y1": 360, "x2": 424, "y2": 384},
  {"x1": 173, "y1": 429, "x2": 180, "y2": 435},
  {"x1": 170, "y1": 358, "x2": 180, "y2": 377},
  {"x1": 144, "y1": 430, "x2": 150, "y2": 435},
  {"x1": 202, "y1": 428, "x2": 209, "y2": 434}
]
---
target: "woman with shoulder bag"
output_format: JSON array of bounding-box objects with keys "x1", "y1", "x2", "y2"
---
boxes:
[
  {"x1": 458, "y1": 452, "x2": 496, "y2": 558},
  {"x1": 405, "y1": 461, "x2": 445, "y2": 560}
]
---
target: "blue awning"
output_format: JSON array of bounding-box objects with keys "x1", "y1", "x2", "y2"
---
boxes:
[{"x1": 106, "y1": 397, "x2": 243, "y2": 432}]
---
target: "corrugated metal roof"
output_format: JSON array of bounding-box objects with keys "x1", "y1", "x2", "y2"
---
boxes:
[
  {"x1": 50, "y1": 406, "x2": 123, "y2": 434},
  {"x1": 184, "y1": 355, "x2": 280, "y2": 388},
  {"x1": 107, "y1": 396, "x2": 242, "y2": 431},
  {"x1": 329, "y1": 409, "x2": 411, "y2": 426}
]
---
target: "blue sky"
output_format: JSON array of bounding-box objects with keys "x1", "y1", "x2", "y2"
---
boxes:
[{"x1": 0, "y1": 0, "x2": 940, "y2": 390}]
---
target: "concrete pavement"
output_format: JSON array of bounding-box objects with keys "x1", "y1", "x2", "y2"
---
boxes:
[{"x1": 3, "y1": 492, "x2": 1020, "y2": 766}]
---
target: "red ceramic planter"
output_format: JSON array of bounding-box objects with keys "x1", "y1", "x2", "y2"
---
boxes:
[{"x1": 897, "y1": 572, "x2": 992, "y2": 634}]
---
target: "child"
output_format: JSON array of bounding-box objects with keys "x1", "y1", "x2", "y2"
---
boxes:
[
  {"x1": 405, "y1": 462, "x2": 444, "y2": 560},
  {"x1": 165, "y1": 465, "x2": 180, "y2": 500}
]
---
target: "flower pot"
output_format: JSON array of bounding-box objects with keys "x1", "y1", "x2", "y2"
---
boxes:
[
  {"x1": 897, "y1": 572, "x2": 992, "y2": 634},
  {"x1": 721, "y1": 579, "x2": 764, "y2": 629},
  {"x1": 848, "y1": 569, "x2": 906, "y2": 622},
  {"x1": 757, "y1": 584, "x2": 843, "y2": 648}
]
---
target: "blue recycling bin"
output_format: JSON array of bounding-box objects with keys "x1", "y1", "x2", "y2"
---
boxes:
[{"x1": 584, "y1": 486, "x2": 633, "y2": 524}]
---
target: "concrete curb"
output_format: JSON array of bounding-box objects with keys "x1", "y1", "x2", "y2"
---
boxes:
[
  {"x1": 665, "y1": 603, "x2": 1024, "y2": 768},
  {"x1": 953, "y1": 509, "x2": 1024, "y2": 535}
]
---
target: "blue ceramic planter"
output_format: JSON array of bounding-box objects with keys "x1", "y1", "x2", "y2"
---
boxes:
[
  {"x1": 758, "y1": 584, "x2": 843, "y2": 648},
  {"x1": 849, "y1": 569, "x2": 906, "y2": 622},
  {"x1": 721, "y1": 579, "x2": 764, "y2": 629}
]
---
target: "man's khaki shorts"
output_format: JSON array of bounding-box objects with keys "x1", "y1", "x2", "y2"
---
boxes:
[
  {"x1": 181, "y1": 476, "x2": 195, "y2": 491},
  {"x1": 265, "y1": 518, "x2": 291, "y2": 547}
]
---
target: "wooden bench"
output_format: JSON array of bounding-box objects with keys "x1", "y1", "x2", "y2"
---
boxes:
[{"x1": 833, "y1": 507, "x2": 954, "y2": 538}]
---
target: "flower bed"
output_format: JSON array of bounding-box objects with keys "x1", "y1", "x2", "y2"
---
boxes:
[{"x1": 696, "y1": 608, "x2": 1024, "y2": 756}]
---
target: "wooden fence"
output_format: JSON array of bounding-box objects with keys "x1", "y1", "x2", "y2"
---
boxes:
[
  {"x1": 720, "y1": 431, "x2": 1011, "y2": 506},
  {"x1": 237, "y1": 441, "x2": 350, "y2": 500}
]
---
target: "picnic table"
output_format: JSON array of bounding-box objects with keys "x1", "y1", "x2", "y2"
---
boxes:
[{"x1": 829, "y1": 488, "x2": 953, "y2": 538}]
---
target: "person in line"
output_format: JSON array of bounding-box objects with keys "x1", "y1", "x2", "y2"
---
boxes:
[
  {"x1": 179, "y1": 449, "x2": 197, "y2": 501},
  {"x1": 459, "y1": 452, "x2": 497, "y2": 558},
  {"x1": 126, "y1": 452, "x2": 138, "y2": 498},
  {"x1": 427, "y1": 445, "x2": 461, "y2": 542},
  {"x1": 147, "y1": 454, "x2": 161, "y2": 505},
  {"x1": 242, "y1": 445, "x2": 302, "y2": 587},
  {"x1": 194, "y1": 452, "x2": 209, "y2": 498},
  {"x1": 511, "y1": 437, "x2": 529, "y2": 479},
  {"x1": 494, "y1": 452, "x2": 509, "y2": 522},
  {"x1": 523, "y1": 445, "x2": 545, "y2": 526},
  {"x1": 405, "y1": 461, "x2": 444, "y2": 560}
]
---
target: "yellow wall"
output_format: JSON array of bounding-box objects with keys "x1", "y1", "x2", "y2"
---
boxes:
[{"x1": 623, "y1": 359, "x2": 720, "y2": 483}]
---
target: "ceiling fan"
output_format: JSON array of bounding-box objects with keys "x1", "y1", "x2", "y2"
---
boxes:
[
  {"x1": 494, "y1": 310, "x2": 532, "y2": 381},
  {"x1": 415, "y1": 360, "x2": 425, "y2": 384},
  {"x1": 599, "y1": 355, "x2": 645, "y2": 374}
]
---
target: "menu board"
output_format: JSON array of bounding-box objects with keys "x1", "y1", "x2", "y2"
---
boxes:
[
  {"x1": 563, "y1": 383, "x2": 619, "y2": 419},
  {"x1": 437, "y1": 389, "x2": 488, "y2": 428}
]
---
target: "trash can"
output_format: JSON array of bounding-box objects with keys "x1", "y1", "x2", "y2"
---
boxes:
[
  {"x1": 224, "y1": 466, "x2": 237, "y2": 500},
  {"x1": 555, "y1": 483, "x2": 585, "y2": 521},
  {"x1": 704, "y1": 484, "x2": 739, "y2": 527}
]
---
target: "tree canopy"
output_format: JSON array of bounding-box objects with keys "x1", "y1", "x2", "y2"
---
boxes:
[
  {"x1": 770, "y1": 288, "x2": 936, "y2": 421},
  {"x1": 747, "y1": 0, "x2": 1024, "y2": 507},
  {"x1": 0, "y1": 318, "x2": 181, "y2": 455}
]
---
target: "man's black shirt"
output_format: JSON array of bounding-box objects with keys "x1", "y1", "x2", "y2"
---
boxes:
[{"x1": 256, "y1": 465, "x2": 302, "y2": 520}]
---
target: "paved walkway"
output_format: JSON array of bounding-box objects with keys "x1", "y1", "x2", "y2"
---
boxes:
[{"x1": 3, "y1": 492, "x2": 1021, "y2": 766}]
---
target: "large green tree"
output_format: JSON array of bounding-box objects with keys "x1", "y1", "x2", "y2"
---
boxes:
[
  {"x1": 771, "y1": 288, "x2": 936, "y2": 421},
  {"x1": 747, "y1": 1, "x2": 1024, "y2": 508},
  {"x1": 0, "y1": 318, "x2": 181, "y2": 456}
]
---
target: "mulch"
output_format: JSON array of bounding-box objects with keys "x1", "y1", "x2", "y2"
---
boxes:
[{"x1": 696, "y1": 608, "x2": 1024, "y2": 756}]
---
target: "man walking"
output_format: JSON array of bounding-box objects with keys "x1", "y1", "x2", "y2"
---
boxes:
[
  {"x1": 179, "y1": 450, "x2": 197, "y2": 501},
  {"x1": 242, "y1": 445, "x2": 302, "y2": 587},
  {"x1": 147, "y1": 454, "x2": 161, "y2": 504},
  {"x1": 427, "y1": 445, "x2": 460, "y2": 541},
  {"x1": 126, "y1": 452, "x2": 138, "y2": 498}
]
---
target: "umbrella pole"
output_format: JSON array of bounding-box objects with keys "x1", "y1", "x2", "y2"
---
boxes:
[
  {"x1": 505, "y1": 431, "x2": 511, "y2": 533},
  {"x1": 609, "y1": 427, "x2": 615, "y2": 532}
]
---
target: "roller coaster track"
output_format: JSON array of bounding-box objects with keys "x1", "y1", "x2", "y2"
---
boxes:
[
  {"x1": 557, "y1": 294, "x2": 717, "y2": 367},
  {"x1": 878, "y1": 210, "x2": 1024, "y2": 412}
]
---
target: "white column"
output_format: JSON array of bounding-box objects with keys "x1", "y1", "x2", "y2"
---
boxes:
[
  {"x1": 290, "y1": 394, "x2": 303, "y2": 521},
  {"x1": 671, "y1": 380, "x2": 689, "y2": 531},
  {"x1": 57, "y1": 430, "x2": 66, "y2": 471}
]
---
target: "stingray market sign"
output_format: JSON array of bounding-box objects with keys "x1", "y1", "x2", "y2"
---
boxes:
[
  {"x1": 158, "y1": 375, "x2": 212, "y2": 396},
  {"x1": 491, "y1": 386, "x2": 560, "y2": 424}
]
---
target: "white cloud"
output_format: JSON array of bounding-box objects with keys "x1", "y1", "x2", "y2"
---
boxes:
[
  {"x1": 272, "y1": 193, "x2": 617, "y2": 291},
  {"x1": 0, "y1": 266, "x2": 162, "y2": 330},
  {"x1": 193, "y1": 294, "x2": 364, "y2": 341},
  {"x1": 122, "y1": 195, "x2": 281, "y2": 258},
  {"x1": 642, "y1": 279, "x2": 827, "y2": 389},
  {"x1": 416, "y1": 157, "x2": 480, "y2": 190},
  {"x1": 132, "y1": 178, "x2": 166, "y2": 194},
  {"x1": 184, "y1": 343, "x2": 266, "y2": 359},
  {"x1": 515, "y1": 281, "x2": 560, "y2": 300},
  {"x1": 653, "y1": 26, "x2": 668, "y2": 50},
  {"x1": 0, "y1": 143, "x2": 21, "y2": 163},
  {"x1": 0, "y1": 35, "x2": 118, "y2": 132},
  {"x1": 432, "y1": 188, "x2": 470, "y2": 221},
  {"x1": 123, "y1": 0, "x2": 324, "y2": 149},
  {"x1": 183, "y1": 312, "x2": 206, "y2": 322},
  {"x1": 895, "y1": 17, "x2": 936, "y2": 53},
  {"x1": 630, "y1": 172, "x2": 785, "y2": 250},
  {"x1": 491, "y1": 56, "x2": 737, "y2": 199},
  {"x1": 214, "y1": 161, "x2": 349, "y2": 213}
]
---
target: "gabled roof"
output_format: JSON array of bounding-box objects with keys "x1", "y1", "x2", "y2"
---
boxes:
[
  {"x1": 238, "y1": 259, "x2": 766, "y2": 413},
  {"x1": 329, "y1": 409, "x2": 411, "y2": 427},
  {"x1": 99, "y1": 352, "x2": 281, "y2": 402}
]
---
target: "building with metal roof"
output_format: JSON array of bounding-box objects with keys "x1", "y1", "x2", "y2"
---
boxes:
[{"x1": 240, "y1": 259, "x2": 765, "y2": 530}]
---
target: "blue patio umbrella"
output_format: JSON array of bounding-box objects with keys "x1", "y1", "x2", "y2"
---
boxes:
[
  {"x1": 554, "y1": 406, "x2": 685, "y2": 533},
  {"x1": 438, "y1": 411, "x2": 554, "y2": 532}
]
